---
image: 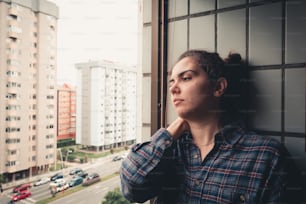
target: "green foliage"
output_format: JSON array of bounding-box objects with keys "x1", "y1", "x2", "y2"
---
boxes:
[
  {"x1": 110, "y1": 148, "x2": 114, "y2": 154},
  {"x1": 102, "y1": 188, "x2": 130, "y2": 204},
  {"x1": 0, "y1": 174, "x2": 5, "y2": 183},
  {"x1": 67, "y1": 154, "x2": 76, "y2": 162}
]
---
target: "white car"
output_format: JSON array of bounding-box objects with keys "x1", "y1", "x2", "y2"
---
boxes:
[
  {"x1": 49, "y1": 178, "x2": 66, "y2": 187},
  {"x1": 34, "y1": 177, "x2": 50, "y2": 186},
  {"x1": 56, "y1": 183, "x2": 69, "y2": 192}
]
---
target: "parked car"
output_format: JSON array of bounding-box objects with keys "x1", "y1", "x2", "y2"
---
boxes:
[
  {"x1": 50, "y1": 178, "x2": 66, "y2": 187},
  {"x1": 12, "y1": 183, "x2": 31, "y2": 193},
  {"x1": 50, "y1": 172, "x2": 63, "y2": 181},
  {"x1": 49, "y1": 178, "x2": 69, "y2": 193},
  {"x1": 68, "y1": 176, "x2": 83, "y2": 187},
  {"x1": 76, "y1": 170, "x2": 88, "y2": 178},
  {"x1": 33, "y1": 177, "x2": 50, "y2": 186},
  {"x1": 82, "y1": 173, "x2": 100, "y2": 186},
  {"x1": 112, "y1": 155, "x2": 122, "y2": 161},
  {"x1": 69, "y1": 168, "x2": 82, "y2": 175},
  {"x1": 11, "y1": 190, "x2": 32, "y2": 201},
  {"x1": 56, "y1": 182, "x2": 69, "y2": 192},
  {"x1": 112, "y1": 153, "x2": 128, "y2": 162}
]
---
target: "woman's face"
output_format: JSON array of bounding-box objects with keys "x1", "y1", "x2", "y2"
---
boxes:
[{"x1": 169, "y1": 57, "x2": 219, "y2": 120}]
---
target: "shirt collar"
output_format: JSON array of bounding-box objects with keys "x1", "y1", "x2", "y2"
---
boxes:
[
  {"x1": 180, "y1": 122, "x2": 244, "y2": 148},
  {"x1": 216, "y1": 122, "x2": 245, "y2": 147}
]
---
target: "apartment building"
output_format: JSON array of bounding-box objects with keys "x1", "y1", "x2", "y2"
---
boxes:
[
  {"x1": 75, "y1": 60, "x2": 137, "y2": 151},
  {"x1": 0, "y1": 0, "x2": 58, "y2": 181},
  {"x1": 57, "y1": 84, "x2": 76, "y2": 142}
]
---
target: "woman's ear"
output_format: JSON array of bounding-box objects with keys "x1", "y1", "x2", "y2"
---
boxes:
[{"x1": 213, "y1": 77, "x2": 228, "y2": 97}]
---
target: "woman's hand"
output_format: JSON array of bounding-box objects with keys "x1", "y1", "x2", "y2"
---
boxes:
[{"x1": 166, "y1": 117, "x2": 190, "y2": 140}]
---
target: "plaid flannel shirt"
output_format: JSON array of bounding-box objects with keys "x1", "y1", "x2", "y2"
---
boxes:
[{"x1": 120, "y1": 124, "x2": 302, "y2": 204}]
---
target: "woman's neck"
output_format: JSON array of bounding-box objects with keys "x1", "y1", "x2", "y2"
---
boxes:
[{"x1": 187, "y1": 117, "x2": 220, "y2": 146}]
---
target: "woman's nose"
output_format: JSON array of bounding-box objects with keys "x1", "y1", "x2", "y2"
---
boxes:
[{"x1": 169, "y1": 81, "x2": 180, "y2": 94}]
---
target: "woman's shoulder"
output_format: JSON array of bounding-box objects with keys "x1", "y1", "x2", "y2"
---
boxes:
[{"x1": 237, "y1": 129, "x2": 288, "y2": 157}]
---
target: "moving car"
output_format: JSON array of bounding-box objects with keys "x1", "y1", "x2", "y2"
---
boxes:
[
  {"x1": 33, "y1": 177, "x2": 50, "y2": 186},
  {"x1": 11, "y1": 190, "x2": 32, "y2": 202},
  {"x1": 82, "y1": 173, "x2": 100, "y2": 186},
  {"x1": 12, "y1": 183, "x2": 31, "y2": 193}
]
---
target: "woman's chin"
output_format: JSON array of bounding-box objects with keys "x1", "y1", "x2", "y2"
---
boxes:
[{"x1": 177, "y1": 110, "x2": 192, "y2": 119}]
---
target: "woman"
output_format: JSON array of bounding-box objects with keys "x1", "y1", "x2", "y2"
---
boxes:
[{"x1": 120, "y1": 50, "x2": 302, "y2": 203}]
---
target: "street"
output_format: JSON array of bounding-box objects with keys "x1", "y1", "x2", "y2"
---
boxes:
[
  {"x1": 50, "y1": 176, "x2": 120, "y2": 204},
  {"x1": 0, "y1": 152, "x2": 126, "y2": 204}
]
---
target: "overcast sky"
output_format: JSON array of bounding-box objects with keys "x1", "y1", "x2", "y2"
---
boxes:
[{"x1": 49, "y1": 0, "x2": 139, "y2": 85}]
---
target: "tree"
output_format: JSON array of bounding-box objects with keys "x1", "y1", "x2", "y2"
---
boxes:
[
  {"x1": 0, "y1": 174, "x2": 5, "y2": 184},
  {"x1": 61, "y1": 148, "x2": 68, "y2": 161},
  {"x1": 67, "y1": 154, "x2": 76, "y2": 162},
  {"x1": 102, "y1": 188, "x2": 130, "y2": 204}
]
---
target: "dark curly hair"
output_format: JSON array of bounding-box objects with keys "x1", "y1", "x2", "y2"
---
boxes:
[{"x1": 174, "y1": 49, "x2": 249, "y2": 125}]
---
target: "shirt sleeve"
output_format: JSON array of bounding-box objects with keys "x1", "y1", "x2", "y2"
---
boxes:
[
  {"x1": 262, "y1": 143, "x2": 304, "y2": 204},
  {"x1": 120, "y1": 128, "x2": 174, "y2": 203}
]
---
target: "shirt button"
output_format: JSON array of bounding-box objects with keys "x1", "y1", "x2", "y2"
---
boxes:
[
  {"x1": 194, "y1": 180, "x2": 200, "y2": 186},
  {"x1": 165, "y1": 140, "x2": 170, "y2": 145},
  {"x1": 193, "y1": 154, "x2": 198, "y2": 159},
  {"x1": 239, "y1": 195, "x2": 245, "y2": 202}
]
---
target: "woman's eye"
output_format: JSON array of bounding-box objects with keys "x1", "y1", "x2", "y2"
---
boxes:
[{"x1": 182, "y1": 77, "x2": 191, "y2": 81}]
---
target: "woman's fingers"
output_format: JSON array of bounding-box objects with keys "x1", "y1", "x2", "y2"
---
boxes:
[{"x1": 166, "y1": 118, "x2": 189, "y2": 140}]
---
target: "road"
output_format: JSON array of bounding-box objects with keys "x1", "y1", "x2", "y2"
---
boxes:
[
  {"x1": 50, "y1": 176, "x2": 120, "y2": 204},
  {"x1": 0, "y1": 152, "x2": 126, "y2": 204}
]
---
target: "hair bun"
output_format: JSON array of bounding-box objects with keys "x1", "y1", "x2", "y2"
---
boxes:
[{"x1": 225, "y1": 53, "x2": 242, "y2": 65}]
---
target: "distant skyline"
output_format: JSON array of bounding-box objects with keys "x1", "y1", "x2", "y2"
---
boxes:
[{"x1": 49, "y1": 0, "x2": 139, "y2": 85}]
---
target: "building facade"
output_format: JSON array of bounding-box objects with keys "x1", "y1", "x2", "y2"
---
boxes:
[
  {"x1": 57, "y1": 84, "x2": 76, "y2": 142},
  {"x1": 75, "y1": 60, "x2": 137, "y2": 151},
  {"x1": 0, "y1": 0, "x2": 58, "y2": 181}
]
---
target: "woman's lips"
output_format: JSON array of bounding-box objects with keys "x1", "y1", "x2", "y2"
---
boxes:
[{"x1": 173, "y1": 99, "x2": 184, "y2": 105}]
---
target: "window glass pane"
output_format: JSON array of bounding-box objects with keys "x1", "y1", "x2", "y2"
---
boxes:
[
  {"x1": 285, "y1": 137, "x2": 306, "y2": 170},
  {"x1": 249, "y1": 2, "x2": 282, "y2": 65},
  {"x1": 248, "y1": 70, "x2": 282, "y2": 131},
  {"x1": 168, "y1": 19, "x2": 188, "y2": 70},
  {"x1": 285, "y1": 68, "x2": 305, "y2": 133},
  {"x1": 143, "y1": 26, "x2": 151, "y2": 73},
  {"x1": 168, "y1": 0, "x2": 188, "y2": 18},
  {"x1": 217, "y1": 9, "x2": 246, "y2": 59},
  {"x1": 190, "y1": 0, "x2": 215, "y2": 14},
  {"x1": 286, "y1": 0, "x2": 306, "y2": 63},
  {"x1": 189, "y1": 15, "x2": 215, "y2": 52},
  {"x1": 142, "y1": 77, "x2": 151, "y2": 124},
  {"x1": 218, "y1": 0, "x2": 246, "y2": 9},
  {"x1": 143, "y1": 0, "x2": 152, "y2": 23}
]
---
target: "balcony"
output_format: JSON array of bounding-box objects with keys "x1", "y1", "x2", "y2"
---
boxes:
[
  {"x1": 9, "y1": 7, "x2": 18, "y2": 17},
  {"x1": 8, "y1": 31, "x2": 19, "y2": 40}
]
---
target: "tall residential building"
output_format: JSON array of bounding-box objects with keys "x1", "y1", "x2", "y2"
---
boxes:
[
  {"x1": 57, "y1": 84, "x2": 76, "y2": 142},
  {"x1": 0, "y1": 0, "x2": 58, "y2": 181},
  {"x1": 75, "y1": 60, "x2": 137, "y2": 151}
]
